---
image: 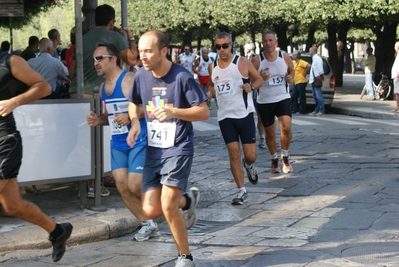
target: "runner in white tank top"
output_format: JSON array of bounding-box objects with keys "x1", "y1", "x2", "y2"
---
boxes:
[{"x1": 208, "y1": 32, "x2": 264, "y2": 205}]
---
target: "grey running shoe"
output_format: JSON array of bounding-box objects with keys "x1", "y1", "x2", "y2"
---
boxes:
[
  {"x1": 242, "y1": 158, "x2": 258, "y2": 185},
  {"x1": 87, "y1": 185, "x2": 95, "y2": 198},
  {"x1": 49, "y1": 222, "x2": 73, "y2": 262},
  {"x1": 175, "y1": 254, "x2": 195, "y2": 267},
  {"x1": 182, "y1": 187, "x2": 200, "y2": 229},
  {"x1": 101, "y1": 186, "x2": 110, "y2": 197},
  {"x1": 232, "y1": 190, "x2": 248, "y2": 205},
  {"x1": 132, "y1": 221, "x2": 159, "y2": 241}
]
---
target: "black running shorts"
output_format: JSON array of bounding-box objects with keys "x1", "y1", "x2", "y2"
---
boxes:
[{"x1": 0, "y1": 132, "x2": 22, "y2": 180}]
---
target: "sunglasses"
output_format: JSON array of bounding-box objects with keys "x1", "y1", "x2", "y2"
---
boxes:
[
  {"x1": 93, "y1": 55, "x2": 114, "y2": 62},
  {"x1": 215, "y1": 43, "x2": 230, "y2": 50}
]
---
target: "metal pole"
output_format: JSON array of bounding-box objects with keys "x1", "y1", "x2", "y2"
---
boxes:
[
  {"x1": 121, "y1": 0, "x2": 128, "y2": 38},
  {"x1": 74, "y1": 0, "x2": 84, "y2": 99},
  {"x1": 89, "y1": 86, "x2": 106, "y2": 211},
  {"x1": 9, "y1": 18, "x2": 12, "y2": 52}
]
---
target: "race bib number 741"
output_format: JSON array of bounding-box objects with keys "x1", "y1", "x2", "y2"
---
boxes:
[{"x1": 147, "y1": 121, "x2": 176, "y2": 148}]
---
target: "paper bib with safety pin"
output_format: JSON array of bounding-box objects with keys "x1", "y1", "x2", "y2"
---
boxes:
[{"x1": 147, "y1": 120, "x2": 176, "y2": 148}]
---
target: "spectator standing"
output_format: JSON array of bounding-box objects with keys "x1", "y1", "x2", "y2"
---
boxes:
[
  {"x1": 178, "y1": 45, "x2": 196, "y2": 76},
  {"x1": 87, "y1": 43, "x2": 159, "y2": 241},
  {"x1": 291, "y1": 51, "x2": 310, "y2": 114},
  {"x1": 251, "y1": 30, "x2": 295, "y2": 174},
  {"x1": 308, "y1": 46, "x2": 325, "y2": 116},
  {"x1": 391, "y1": 41, "x2": 399, "y2": 113},
  {"x1": 193, "y1": 47, "x2": 213, "y2": 109},
  {"x1": 208, "y1": 32, "x2": 263, "y2": 204},
  {"x1": 69, "y1": 4, "x2": 137, "y2": 98},
  {"x1": 28, "y1": 38, "x2": 70, "y2": 99},
  {"x1": 0, "y1": 50, "x2": 72, "y2": 263},
  {"x1": 65, "y1": 27, "x2": 76, "y2": 72},
  {"x1": 364, "y1": 47, "x2": 376, "y2": 100},
  {"x1": 48, "y1": 29, "x2": 61, "y2": 59},
  {"x1": 1, "y1": 41, "x2": 10, "y2": 53},
  {"x1": 127, "y1": 30, "x2": 209, "y2": 266},
  {"x1": 20, "y1": 36, "x2": 39, "y2": 61}
]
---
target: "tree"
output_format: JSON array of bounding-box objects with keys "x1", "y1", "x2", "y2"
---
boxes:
[{"x1": 0, "y1": 1, "x2": 66, "y2": 29}]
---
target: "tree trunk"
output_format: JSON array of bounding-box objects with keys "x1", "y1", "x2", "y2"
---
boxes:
[
  {"x1": 274, "y1": 24, "x2": 288, "y2": 52},
  {"x1": 373, "y1": 21, "x2": 397, "y2": 79},
  {"x1": 327, "y1": 23, "x2": 341, "y2": 86},
  {"x1": 305, "y1": 27, "x2": 316, "y2": 52}
]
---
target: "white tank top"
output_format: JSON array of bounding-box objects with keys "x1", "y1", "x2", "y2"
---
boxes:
[
  {"x1": 179, "y1": 53, "x2": 195, "y2": 74},
  {"x1": 212, "y1": 55, "x2": 255, "y2": 121},
  {"x1": 257, "y1": 51, "x2": 290, "y2": 104},
  {"x1": 198, "y1": 56, "x2": 212, "y2": 76}
]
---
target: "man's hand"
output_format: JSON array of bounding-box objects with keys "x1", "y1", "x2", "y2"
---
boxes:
[
  {"x1": 240, "y1": 83, "x2": 252, "y2": 93},
  {"x1": 87, "y1": 111, "x2": 99, "y2": 127},
  {"x1": 114, "y1": 113, "x2": 130, "y2": 126},
  {"x1": 126, "y1": 121, "x2": 141, "y2": 147},
  {"x1": 0, "y1": 99, "x2": 17, "y2": 117},
  {"x1": 285, "y1": 73, "x2": 293, "y2": 83},
  {"x1": 152, "y1": 107, "x2": 174, "y2": 122}
]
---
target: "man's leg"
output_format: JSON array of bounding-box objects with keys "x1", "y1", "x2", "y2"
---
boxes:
[
  {"x1": 278, "y1": 115, "x2": 292, "y2": 151},
  {"x1": 0, "y1": 178, "x2": 56, "y2": 232},
  {"x1": 311, "y1": 86, "x2": 319, "y2": 113},
  {"x1": 264, "y1": 122, "x2": 277, "y2": 155},
  {"x1": 0, "y1": 178, "x2": 73, "y2": 262},
  {"x1": 161, "y1": 185, "x2": 191, "y2": 255},
  {"x1": 298, "y1": 83, "x2": 307, "y2": 114},
  {"x1": 113, "y1": 169, "x2": 147, "y2": 221},
  {"x1": 314, "y1": 87, "x2": 325, "y2": 114},
  {"x1": 226, "y1": 142, "x2": 244, "y2": 188},
  {"x1": 291, "y1": 84, "x2": 299, "y2": 113}
]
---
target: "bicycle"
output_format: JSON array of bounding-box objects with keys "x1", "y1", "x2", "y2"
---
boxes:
[{"x1": 360, "y1": 73, "x2": 391, "y2": 100}]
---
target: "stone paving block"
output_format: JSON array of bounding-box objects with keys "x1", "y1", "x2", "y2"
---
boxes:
[
  {"x1": 312, "y1": 184, "x2": 357, "y2": 196},
  {"x1": 240, "y1": 252, "x2": 312, "y2": 267},
  {"x1": 310, "y1": 207, "x2": 344, "y2": 218},
  {"x1": 235, "y1": 210, "x2": 312, "y2": 228},
  {"x1": 211, "y1": 226, "x2": 264, "y2": 237},
  {"x1": 264, "y1": 195, "x2": 343, "y2": 212},
  {"x1": 196, "y1": 207, "x2": 259, "y2": 222},
  {"x1": 203, "y1": 235, "x2": 264, "y2": 246},
  {"x1": 322, "y1": 209, "x2": 382, "y2": 230},
  {"x1": 192, "y1": 245, "x2": 263, "y2": 267},
  {"x1": 253, "y1": 226, "x2": 318, "y2": 240},
  {"x1": 278, "y1": 181, "x2": 329, "y2": 196},
  {"x1": 254, "y1": 238, "x2": 309, "y2": 248},
  {"x1": 292, "y1": 217, "x2": 330, "y2": 229}
]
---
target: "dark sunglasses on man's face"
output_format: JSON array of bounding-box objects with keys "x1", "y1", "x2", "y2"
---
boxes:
[
  {"x1": 215, "y1": 43, "x2": 230, "y2": 50},
  {"x1": 93, "y1": 55, "x2": 113, "y2": 62}
]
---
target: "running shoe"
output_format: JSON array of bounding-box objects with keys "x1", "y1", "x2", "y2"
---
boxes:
[
  {"x1": 49, "y1": 222, "x2": 73, "y2": 262},
  {"x1": 258, "y1": 137, "x2": 266, "y2": 149},
  {"x1": 175, "y1": 254, "x2": 195, "y2": 267},
  {"x1": 182, "y1": 187, "x2": 200, "y2": 229},
  {"x1": 271, "y1": 158, "x2": 281, "y2": 173},
  {"x1": 242, "y1": 158, "x2": 258, "y2": 185},
  {"x1": 232, "y1": 190, "x2": 248, "y2": 205},
  {"x1": 132, "y1": 221, "x2": 159, "y2": 241},
  {"x1": 281, "y1": 156, "x2": 293, "y2": 173},
  {"x1": 87, "y1": 185, "x2": 110, "y2": 198}
]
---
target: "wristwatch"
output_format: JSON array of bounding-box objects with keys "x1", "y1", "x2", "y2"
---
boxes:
[
  {"x1": 250, "y1": 84, "x2": 255, "y2": 91},
  {"x1": 129, "y1": 37, "x2": 135, "y2": 41}
]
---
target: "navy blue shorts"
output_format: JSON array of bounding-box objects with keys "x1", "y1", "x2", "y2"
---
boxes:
[
  {"x1": 218, "y1": 113, "x2": 256, "y2": 145},
  {"x1": 0, "y1": 132, "x2": 22, "y2": 180},
  {"x1": 258, "y1": 98, "x2": 292, "y2": 127},
  {"x1": 141, "y1": 155, "x2": 193, "y2": 193}
]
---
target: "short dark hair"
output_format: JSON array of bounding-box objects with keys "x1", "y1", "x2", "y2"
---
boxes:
[
  {"x1": 28, "y1": 36, "x2": 39, "y2": 46},
  {"x1": 95, "y1": 4, "x2": 115, "y2": 26},
  {"x1": 145, "y1": 30, "x2": 169, "y2": 51},
  {"x1": 70, "y1": 27, "x2": 76, "y2": 45},
  {"x1": 48, "y1": 29, "x2": 59, "y2": 41},
  {"x1": 1, "y1": 41, "x2": 10, "y2": 52},
  {"x1": 96, "y1": 42, "x2": 120, "y2": 66}
]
